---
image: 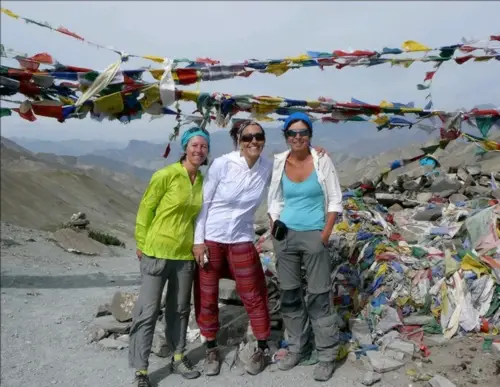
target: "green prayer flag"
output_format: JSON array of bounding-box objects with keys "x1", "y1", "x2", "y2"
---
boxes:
[
  {"x1": 0, "y1": 108, "x2": 12, "y2": 117},
  {"x1": 475, "y1": 116, "x2": 494, "y2": 138}
]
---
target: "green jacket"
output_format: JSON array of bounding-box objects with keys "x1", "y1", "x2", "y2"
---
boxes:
[{"x1": 135, "y1": 162, "x2": 203, "y2": 260}]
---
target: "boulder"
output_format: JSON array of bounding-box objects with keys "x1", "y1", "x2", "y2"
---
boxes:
[{"x1": 109, "y1": 291, "x2": 138, "y2": 322}]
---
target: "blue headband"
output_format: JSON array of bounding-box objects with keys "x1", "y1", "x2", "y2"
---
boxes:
[
  {"x1": 283, "y1": 112, "x2": 313, "y2": 131},
  {"x1": 181, "y1": 127, "x2": 210, "y2": 151}
]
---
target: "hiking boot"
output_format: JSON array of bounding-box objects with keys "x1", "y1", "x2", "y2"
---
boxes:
[
  {"x1": 313, "y1": 361, "x2": 335, "y2": 382},
  {"x1": 203, "y1": 347, "x2": 221, "y2": 376},
  {"x1": 278, "y1": 351, "x2": 304, "y2": 371},
  {"x1": 244, "y1": 347, "x2": 269, "y2": 375},
  {"x1": 172, "y1": 356, "x2": 201, "y2": 379},
  {"x1": 133, "y1": 372, "x2": 152, "y2": 387}
]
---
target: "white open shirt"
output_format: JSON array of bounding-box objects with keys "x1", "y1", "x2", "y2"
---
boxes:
[{"x1": 194, "y1": 151, "x2": 272, "y2": 245}]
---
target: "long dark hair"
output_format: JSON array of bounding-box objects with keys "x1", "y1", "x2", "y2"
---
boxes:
[{"x1": 229, "y1": 120, "x2": 266, "y2": 148}]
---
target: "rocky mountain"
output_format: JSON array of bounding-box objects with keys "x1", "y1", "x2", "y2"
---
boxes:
[
  {"x1": 0, "y1": 137, "x2": 144, "y2": 239},
  {"x1": 9, "y1": 120, "x2": 433, "y2": 182},
  {"x1": 9, "y1": 137, "x2": 126, "y2": 156}
]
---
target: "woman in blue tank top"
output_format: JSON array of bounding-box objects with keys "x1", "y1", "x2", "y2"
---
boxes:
[{"x1": 267, "y1": 112, "x2": 344, "y2": 382}]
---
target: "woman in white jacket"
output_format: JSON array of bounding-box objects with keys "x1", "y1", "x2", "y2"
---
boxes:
[{"x1": 267, "y1": 112, "x2": 343, "y2": 382}]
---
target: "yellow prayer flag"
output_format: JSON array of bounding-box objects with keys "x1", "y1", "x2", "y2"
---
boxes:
[
  {"x1": 149, "y1": 69, "x2": 164, "y2": 80},
  {"x1": 391, "y1": 59, "x2": 415, "y2": 68},
  {"x1": 256, "y1": 96, "x2": 283, "y2": 104},
  {"x1": 372, "y1": 115, "x2": 389, "y2": 126},
  {"x1": 1, "y1": 8, "x2": 19, "y2": 19},
  {"x1": 402, "y1": 40, "x2": 432, "y2": 52},
  {"x1": 58, "y1": 96, "x2": 74, "y2": 105},
  {"x1": 142, "y1": 55, "x2": 165, "y2": 64},
  {"x1": 252, "y1": 104, "x2": 279, "y2": 116},
  {"x1": 93, "y1": 92, "x2": 124, "y2": 115},
  {"x1": 400, "y1": 107, "x2": 423, "y2": 114},
  {"x1": 376, "y1": 263, "x2": 388, "y2": 277},
  {"x1": 306, "y1": 100, "x2": 321, "y2": 108},
  {"x1": 179, "y1": 90, "x2": 200, "y2": 103},
  {"x1": 379, "y1": 100, "x2": 394, "y2": 108},
  {"x1": 474, "y1": 56, "x2": 493, "y2": 62},
  {"x1": 138, "y1": 85, "x2": 160, "y2": 111},
  {"x1": 265, "y1": 63, "x2": 290, "y2": 76},
  {"x1": 285, "y1": 54, "x2": 311, "y2": 63},
  {"x1": 461, "y1": 254, "x2": 489, "y2": 277}
]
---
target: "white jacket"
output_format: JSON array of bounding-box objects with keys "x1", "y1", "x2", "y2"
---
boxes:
[{"x1": 267, "y1": 149, "x2": 343, "y2": 222}]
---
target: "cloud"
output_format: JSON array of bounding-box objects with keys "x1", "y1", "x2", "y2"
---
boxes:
[{"x1": 1, "y1": 0, "x2": 499, "y2": 141}]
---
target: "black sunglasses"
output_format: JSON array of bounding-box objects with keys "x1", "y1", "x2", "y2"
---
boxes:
[
  {"x1": 286, "y1": 129, "x2": 310, "y2": 138},
  {"x1": 240, "y1": 132, "x2": 266, "y2": 142}
]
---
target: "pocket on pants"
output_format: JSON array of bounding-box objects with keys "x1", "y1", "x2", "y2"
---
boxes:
[
  {"x1": 141, "y1": 255, "x2": 168, "y2": 276},
  {"x1": 315, "y1": 314, "x2": 339, "y2": 345}
]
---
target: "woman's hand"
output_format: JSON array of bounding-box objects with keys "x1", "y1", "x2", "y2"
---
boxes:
[
  {"x1": 193, "y1": 244, "x2": 207, "y2": 267},
  {"x1": 136, "y1": 249, "x2": 143, "y2": 261},
  {"x1": 313, "y1": 146, "x2": 327, "y2": 157},
  {"x1": 320, "y1": 230, "x2": 330, "y2": 246}
]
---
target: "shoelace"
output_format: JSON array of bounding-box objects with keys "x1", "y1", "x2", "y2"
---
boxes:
[
  {"x1": 206, "y1": 349, "x2": 219, "y2": 363},
  {"x1": 250, "y1": 348, "x2": 265, "y2": 362},
  {"x1": 136, "y1": 374, "x2": 150, "y2": 387},
  {"x1": 181, "y1": 356, "x2": 195, "y2": 370}
]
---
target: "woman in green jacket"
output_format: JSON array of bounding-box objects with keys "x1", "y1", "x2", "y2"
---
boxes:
[{"x1": 128, "y1": 127, "x2": 210, "y2": 387}]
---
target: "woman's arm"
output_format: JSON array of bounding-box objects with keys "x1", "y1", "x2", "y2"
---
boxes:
[
  {"x1": 267, "y1": 159, "x2": 284, "y2": 223},
  {"x1": 320, "y1": 156, "x2": 343, "y2": 243},
  {"x1": 135, "y1": 169, "x2": 170, "y2": 254},
  {"x1": 194, "y1": 158, "x2": 224, "y2": 245}
]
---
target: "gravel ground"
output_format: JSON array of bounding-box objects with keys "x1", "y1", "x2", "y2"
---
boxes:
[{"x1": 1, "y1": 222, "x2": 498, "y2": 387}]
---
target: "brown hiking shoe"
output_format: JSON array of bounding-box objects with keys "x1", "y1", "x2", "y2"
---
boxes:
[
  {"x1": 244, "y1": 347, "x2": 269, "y2": 375},
  {"x1": 203, "y1": 347, "x2": 221, "y2": 376}
]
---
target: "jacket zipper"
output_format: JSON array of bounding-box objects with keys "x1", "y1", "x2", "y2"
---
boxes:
[{"x1": 180, "y1": 174, "x2": 194, "y2": 254}]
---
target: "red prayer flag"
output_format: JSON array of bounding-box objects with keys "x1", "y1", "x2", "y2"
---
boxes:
[
  {"x1": 56, "y1": 27, "x2": 84, "y2": 41},
  {"x1": 424, "y1": 71, "x2": 436, "y2": 81}
]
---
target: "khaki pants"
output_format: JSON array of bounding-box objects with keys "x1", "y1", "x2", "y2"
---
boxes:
[
  {"x1": 128, "y1": 255, "x2": 195, "y2": 370},
  {"x1": 273, "y1": 230, "x2": 339, "y2": 362}
]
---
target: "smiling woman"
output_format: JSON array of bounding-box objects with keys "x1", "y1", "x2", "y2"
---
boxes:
[
  {"x1": 128, "y1": 126, "x2": 210, "y2": 387},
  {"x1": 192, "y1": 119, "x2": 273, "y2": 377},
  {"x1": 267, "y1": 112, "x2": 343, "y2": 382}
]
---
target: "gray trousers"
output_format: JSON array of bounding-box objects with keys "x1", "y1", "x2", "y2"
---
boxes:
[
  {"x1": 128, "y1": 255, "x2": 195, "y2": 370},
  {"x1": 273, "y1": 230, "x2": 339, "y2": 362}
]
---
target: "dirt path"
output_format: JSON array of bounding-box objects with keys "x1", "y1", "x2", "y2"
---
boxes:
[{"x1": 1, "y1": 223, "x2": 497, "y2": 387}]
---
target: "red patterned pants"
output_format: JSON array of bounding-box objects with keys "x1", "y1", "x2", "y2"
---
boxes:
[{"x1": 194, "y1": 240, "x2": 271, "y2": 340}]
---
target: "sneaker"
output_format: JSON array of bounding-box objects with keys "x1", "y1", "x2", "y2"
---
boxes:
[
  {"x1": 278, "y1": 351, "x2": 304, "y2": 371},
  {"x1": 172, "y1": 356, "x2": 201, "y2": 379},
  {"x1": 313, "y1": 361, "x2": 335, "y2": 382},
  {"x1": 203, "y1": 347, "x2": 221, "y2": 376},
  {"x1": 133, "y1": 372, "x2": 152, "y2": 387},
  {"x1": 244, "y1": 347, "x2": 269, "y2": 375}
]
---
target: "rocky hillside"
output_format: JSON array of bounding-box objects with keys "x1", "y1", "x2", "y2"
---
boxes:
[
  {"x1": 336, "y1": 129, "x2": 500, "y2": 186},
  {"x1": 0, "y1": 137, "x2": 144, "y2": 239}
]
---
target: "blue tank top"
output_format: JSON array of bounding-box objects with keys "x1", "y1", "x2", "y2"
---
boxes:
[{"x1": 280, "y1": 169, "x2": 325, "y2": 231}]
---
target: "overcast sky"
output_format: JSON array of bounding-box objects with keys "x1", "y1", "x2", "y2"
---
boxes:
[{"x1": 1, "y1": 1, "x2": 499, "y2": 142}]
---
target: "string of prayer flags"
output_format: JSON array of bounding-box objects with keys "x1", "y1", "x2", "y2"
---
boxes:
[{"x1": 2, "y1": 7, "x2": 499, "y2": 92}]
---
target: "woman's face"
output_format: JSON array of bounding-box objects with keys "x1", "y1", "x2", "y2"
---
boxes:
[
  {"x1": 185, "y1": 136, "x2": 209, "y2": 167},
  {"x1": 286, "y1": 120, "x2": 311, "y2": 152},
  {"x1": 239, "y1": 124, "x2": 266, "y2": 159}
]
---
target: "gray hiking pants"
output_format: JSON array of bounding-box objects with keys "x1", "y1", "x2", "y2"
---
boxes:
[
  {"x1": 273, "y1": 230, "x2": 339, "y2": 362},
  {"x1": 128, "y1": 255, "x2": 195, "y2": 370}
]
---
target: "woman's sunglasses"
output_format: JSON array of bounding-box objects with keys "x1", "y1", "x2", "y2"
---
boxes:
[
  {"x1": 286, "y1": 129, "x2": 310, "y2": 138},
  {"x1": 240, "y1": 132, "x2": 266, "y2": 142}
]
